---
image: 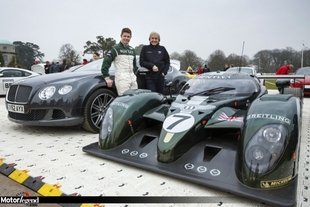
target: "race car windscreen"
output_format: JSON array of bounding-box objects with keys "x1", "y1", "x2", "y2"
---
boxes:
[{"x1": 180, "y1": 75, "x2": 259, "y2": 97}]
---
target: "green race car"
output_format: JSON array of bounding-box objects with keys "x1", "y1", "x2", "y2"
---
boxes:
[{"x1": 83, "y1": 73, "x2": 302, "y2": 207}]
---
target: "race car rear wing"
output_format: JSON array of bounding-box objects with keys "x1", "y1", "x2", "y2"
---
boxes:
[
  {"x1": 257, "y1": 74, "x2": 305, "y2": 80},
  {"x1": 256, "y1": 74, "x2": 305, "y2": 88}
]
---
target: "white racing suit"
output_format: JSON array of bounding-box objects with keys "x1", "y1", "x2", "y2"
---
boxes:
[{"x1": 101, "y1": 42, "x2": 138, "y2": 95}]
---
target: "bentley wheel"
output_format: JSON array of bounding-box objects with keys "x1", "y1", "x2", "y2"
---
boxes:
[{"x1": 83, "y1": 88, "x2": 117, "y2": 133}]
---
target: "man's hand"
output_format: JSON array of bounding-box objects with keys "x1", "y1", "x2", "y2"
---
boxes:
[
  {"x1": 152, "y1": 65, "x2": 159, "y2": 72},
  {"x1": 105, "y1": 77, "x2": 113, "y2": 87}
]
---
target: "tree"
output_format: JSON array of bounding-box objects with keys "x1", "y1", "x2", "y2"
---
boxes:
[
  {"x1": 180, "y1": 50, "x2": 203, "y2": 71},
  {"x1": 253, "y1": 50, "x2": 274, "y2": 73},
  {"x1": 7, "y1": 56, "x2": 17, "y2": 67},
  {"x1": 83, "y1": 36, "x2": 116, "y2": 56},
  {"x1": 225, "y1": 53, "x2": 249, "y2": 68},
  {"x1": 170, "y1": 52, "x2": 182, "y2": 60},
  {"x1": 252, "y1": 48, "x2": 302, "y2": 73},
  {"x1": 0, "y1": 52, "x2": 4, "y2": 67},
  {"x1": 208, "y1": 50, "x2": 226, "y2": 70},
  {"x1": 134, "y1": 44, "x2": 144, "y2": 56},
  {"x1": 13, "y1": 41, "x2": 44, "y2": 69},
  {"x1": 59, "y1": 43, "x2": 80, "y2": 65},
  {"x1": 302, "y1": 49, "x2": 310, "y2": 67}
]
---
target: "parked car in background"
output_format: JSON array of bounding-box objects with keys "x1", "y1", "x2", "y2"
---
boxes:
[
  {"x1": 225, "y1": 66, "x2": 258, "y2": 76},
  {"x1": 163, "y1": 60, "x2": 189, "y2": 94},
  {"x1": 0, "y1": 67, "x2": 40, "y2": 95},
  {"x1": 225, "y1": 66, "x2": 265, "y2": 85},
  {"x1": 290, "y1": 66, "x2": 310, "y2": 96}
]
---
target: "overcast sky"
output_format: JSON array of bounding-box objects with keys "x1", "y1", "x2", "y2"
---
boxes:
[{"x1": 1, "y1": 0, "x2": 309, "y2": 61}]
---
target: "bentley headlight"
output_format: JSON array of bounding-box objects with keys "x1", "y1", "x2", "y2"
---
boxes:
[
  {"x1": 99, "y1": 107, "x2": 114, "y2": 146},
  {"x1": 245, "y1": 124, "x2": 287, "y2": 174},
  {"x1": 38, "y1": 86, "x2": 56, "y2": 100},
  {"x1": 58, "y1": 85, "x2": 72, "y2": 95}
]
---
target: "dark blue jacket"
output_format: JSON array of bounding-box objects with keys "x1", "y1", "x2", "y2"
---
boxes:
[{"x1": 139, "y1": 44, "x2": 170, "y2": 79}]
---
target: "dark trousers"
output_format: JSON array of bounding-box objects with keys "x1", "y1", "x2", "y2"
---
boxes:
[
  {"x1": 137, "y1": 74, "x2": 146, "y2": 89},
  {"x1": 146, "y1": 77, "x2": 165, "y2": 94}
]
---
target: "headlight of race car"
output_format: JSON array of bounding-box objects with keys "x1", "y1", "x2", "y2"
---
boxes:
[
  {"x1": 99, "y1": 107, "x2": 114, "y2": 142},
  {"x1": 245, "y1": 124, "x2": 288, "y2": 174},
  {"x1": 58, "y1": 85, "x2": 72, "y2": 95},
  {"x1": 38, "y1": 86, "x2": 56, "y2": 100}
]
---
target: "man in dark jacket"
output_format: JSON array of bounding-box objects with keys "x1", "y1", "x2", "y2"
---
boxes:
[{"x1": 139, "y1": 32, "x2": 170, "y2": 94}]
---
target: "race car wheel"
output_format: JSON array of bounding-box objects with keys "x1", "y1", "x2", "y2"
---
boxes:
[
  {"x1": 83, "y1": 88, "x2": 117, "y2": 133},
  {"x1": 283, "y1": 87, "x2": 303, "y2": 101}
]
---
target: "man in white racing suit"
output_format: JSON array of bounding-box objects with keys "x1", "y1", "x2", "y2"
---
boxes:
[{"x1": 101, "y1": 27, "x2": 138, "y2": 95}]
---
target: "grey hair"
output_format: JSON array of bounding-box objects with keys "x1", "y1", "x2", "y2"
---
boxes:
[{"x1": 149, "y1": 32, "x2": 160, "y2": 41}]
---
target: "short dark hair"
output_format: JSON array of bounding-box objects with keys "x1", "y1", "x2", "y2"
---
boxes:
[
  {"x1": 93, "y1": 52, "x2": 100, "y2": 57},
  {"x1": 121, "y1": 27, "x2": 132, "y2": 36}
]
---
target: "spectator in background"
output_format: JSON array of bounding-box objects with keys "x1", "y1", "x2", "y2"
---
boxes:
[
  {"x1": 44, "y1": 61, "x2": 51, "y2": 74},
  {"x1": 224, "y1": 64, "x2": 230, "y2": 71},
  {"x1": 82, "y1": 59, "x2": 88, "y2": 65},
  {"x1": 203, "y1": 64, "x2": 210, "y2": 73},
  {"x1": 276, "y1": 64, "x2": 293, "y2": 75},
  {"x1": 185, "y1": 66, "x2": 196, "y2": 79},
  {"x1": 196, "y1": 65, "x2": 204, "y2": 75},
  {"x1": 31, "y1": 59, "x2": 45, "y2": 74},
  {"x1": 139, "y1": 31, "x2": 170, "y2": 94},
  {"x1": 93, "y1": 52, "x2": 100, "y2": 60},
  {"x1": 49, "y1": 61, "x2": 61, "y2": 73},
  {"x1": 60, "y1": 59, "x2": 69, "y2": 72}
]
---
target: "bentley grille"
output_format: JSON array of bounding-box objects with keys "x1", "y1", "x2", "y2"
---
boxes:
[{"x1": 7, "y1": 85, "x2": 32, "y2": 102}]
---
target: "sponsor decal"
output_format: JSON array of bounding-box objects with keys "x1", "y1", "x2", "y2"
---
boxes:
[
  {"x1": 218, "y1": 112, "x2": 243, "y2": 122},
  {"x1": 184, "y1": 105, "x2": 195, "y2": 110},
  {"x1": 247, "y1": 113, "x2": 291, "y2": 125},
  {"x1": 183, "y1": 164, "x2": 221, "y2": 176},
  {"x1": 139, "y1": 153, "x2": 148, "y2": 159},
  {"x1": 2, "y1": 79, "x2": 14, "y2": 90},
  {"x1": 121, "y1": 149, "x2": 130, "y2": 154},
  {"x1": 121, "y1": 149, "x2": 148, "y2": 159},
  {"x1": 205, "y1": 75, "x2": 231, "y2": 79},
  {"x1": 163, "y1": 113, "x2": 195, "y2": 133},
  {"x1": 119, "y1": 49, "x2": 134, "y2": 55},
  {"x1": 184, "y1": 163, "x2": 195, "y2": 170},
  {"x1": 171, "y1": 102, "x2": 216, "y2": 111},
  {"x1": 260, "y1": 176, "x2": 292, "y2": 188},
  {"x1": 210, "y1": 169, "x2": 221, "y2": 176},
  {"x1": 163, "y1": 132, "x2": 174, "y2": 143},
  {"x1": 130, "y1": 151, "x2": 139, "y2": 156},
  {"x1": 197, "y1": 166, "x2": 207, "y2": 173}
]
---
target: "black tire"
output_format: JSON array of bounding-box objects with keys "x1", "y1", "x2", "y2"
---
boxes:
[
  {"x1": 283, "y1": 87, "x2": 303, "y2": 101},
  {"x1": 83, "y1": 88, "x2": 117, "y2": 133}
]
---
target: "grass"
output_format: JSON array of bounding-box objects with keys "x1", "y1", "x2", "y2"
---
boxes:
[{"x1": 264, "y1": 79, "x2": 278, "y2": 90}]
